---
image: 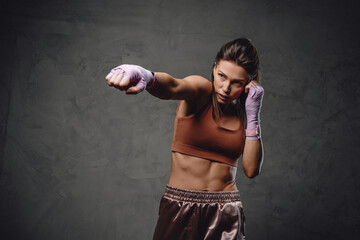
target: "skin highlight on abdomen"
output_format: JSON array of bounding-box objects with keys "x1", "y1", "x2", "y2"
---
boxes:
[{"x1": 168, "y1": 152, "x2": 238, "y2": 191}]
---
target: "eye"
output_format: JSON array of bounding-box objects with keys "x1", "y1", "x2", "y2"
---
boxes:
[
  {"x1": 232, "y1": 81, "x2": 245, "y2": 87},
  {"x1": 218, "y1": 73, "x2": 225, "y2": 79}
]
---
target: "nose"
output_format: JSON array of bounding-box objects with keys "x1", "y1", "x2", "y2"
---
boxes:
[{"x1": 222, "y1": 81, "x2": 231, "y2": 94}]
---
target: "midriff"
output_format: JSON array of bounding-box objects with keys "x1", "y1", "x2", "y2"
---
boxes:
[{"x1": 168, "y1": 152, "x2": 238, "y2": 191}]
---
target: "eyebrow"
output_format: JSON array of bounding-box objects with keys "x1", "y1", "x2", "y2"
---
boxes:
[{"x1": 218, "y1": 70, "x2": 246, "y2": 82}]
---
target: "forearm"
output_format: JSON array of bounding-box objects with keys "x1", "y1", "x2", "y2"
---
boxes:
[
  {"x1": 146, "y1": 72, "x2": 199, "y2": 101},
  {"x1": 146, "y1": 72, "x2": 179, "y2": 100},
  {"x1": 242, "y1": 83, "x2": 264, "y2": 178},
  {"x1": 241, "y1": 139, "x2": 263, "y2": 178}
]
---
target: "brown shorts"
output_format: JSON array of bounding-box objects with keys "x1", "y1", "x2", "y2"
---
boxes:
[{"x1": 153, "y1": 185, "x2": 245, "y2": 240}]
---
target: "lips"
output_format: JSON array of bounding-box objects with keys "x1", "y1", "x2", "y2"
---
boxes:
[{"x1": 218, "y1": 93, "x2": 229, "y2": 101}]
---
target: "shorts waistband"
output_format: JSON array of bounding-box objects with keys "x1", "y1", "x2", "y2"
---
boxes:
[{"x1": 164, "y1": 184, "x2": 241, "y2": 203}]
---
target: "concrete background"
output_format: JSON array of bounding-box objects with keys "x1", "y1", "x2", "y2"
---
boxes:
[{"x1": 1, "y1": 0, "x2": 359, "y2": 239}]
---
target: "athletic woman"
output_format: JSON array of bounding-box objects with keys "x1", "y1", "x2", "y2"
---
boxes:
[{"x1": 105, "y1": 38, "x2": 264, "y2": 240}]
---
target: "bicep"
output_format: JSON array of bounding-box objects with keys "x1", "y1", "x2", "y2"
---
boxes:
[{"x1": 172, "y1": 75, "x2": 212, "y2": 101}]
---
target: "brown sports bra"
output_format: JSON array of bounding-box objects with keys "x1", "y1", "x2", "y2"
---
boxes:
[{"x1": 171, "y1": 102, "x2": 245, "y2": 167}]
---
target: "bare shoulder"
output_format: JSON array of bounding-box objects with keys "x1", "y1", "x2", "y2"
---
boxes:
[
  {"x1": 182, "y1": 75, "x2": 213, "y2": 99},
  {"x1": 178, "y1": 75, "x2": 212, "y2": 117}
]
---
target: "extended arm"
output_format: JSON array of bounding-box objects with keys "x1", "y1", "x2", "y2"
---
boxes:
[{"x1": 105, "y1": 64, "x2": 211, "y2": 101}]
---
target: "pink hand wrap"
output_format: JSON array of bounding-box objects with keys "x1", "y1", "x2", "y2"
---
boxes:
[
  {"x1": 245, "y1": 86, "x2": 264, "y2": 140},
  {"x1": 106, "y1": 64, "x2": 156, "y2": 92}
]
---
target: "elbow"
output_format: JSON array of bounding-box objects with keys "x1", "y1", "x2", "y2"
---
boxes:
[
  {"x1": 243, "y1": 165, "x2": 261, "y2": 178},
  {"x1": 242, "y1": 155, "x2": 263, "y2": 179},
  {"x1": 244, "y1": 169, "x2": 260, "y2": 179}
]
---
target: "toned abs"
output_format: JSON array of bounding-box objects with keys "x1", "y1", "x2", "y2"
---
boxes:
[{"x1": 168, "y1": 152, "x2": 238, "y2": 191}]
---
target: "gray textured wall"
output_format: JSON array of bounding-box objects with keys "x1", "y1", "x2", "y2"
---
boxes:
[{"x1": 1, "y1": 0, "x2": 359, "y2": 239}]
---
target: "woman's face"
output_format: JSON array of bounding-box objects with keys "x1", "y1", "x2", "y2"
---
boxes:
[{"x1": 213, "y1": 60, "x2": 248, "y2": 105}]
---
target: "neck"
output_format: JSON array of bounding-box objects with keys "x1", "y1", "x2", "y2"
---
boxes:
[{"x1": 218, "y1": 102, "x2": 237, "y2": 116}]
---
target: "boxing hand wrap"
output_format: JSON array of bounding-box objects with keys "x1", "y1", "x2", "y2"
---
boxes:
[
  {"x1": 106, "y1": 64, "x2": 156, "y2": 92},
  {"x1": 245, "y1": 86, "x2": 264, "y2": 140}
]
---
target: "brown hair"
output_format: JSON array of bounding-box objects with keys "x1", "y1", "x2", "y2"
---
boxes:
[{"x1": 211, "y1": 38, "x2": 261, "y2": 122}]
